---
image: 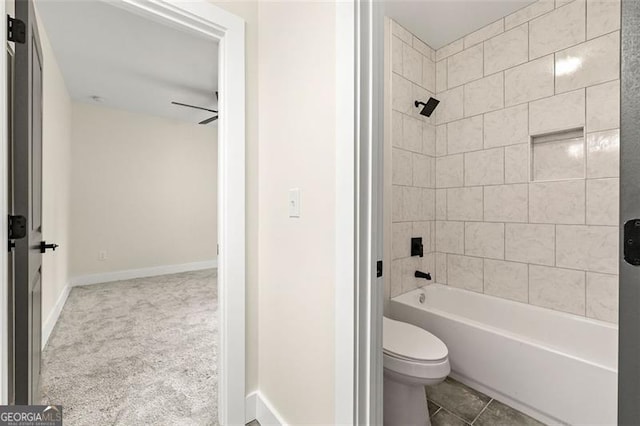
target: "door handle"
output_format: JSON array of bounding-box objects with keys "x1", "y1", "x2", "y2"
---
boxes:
[{"x1": 40, "y1": 241, "x2": 59, "y2": 253}]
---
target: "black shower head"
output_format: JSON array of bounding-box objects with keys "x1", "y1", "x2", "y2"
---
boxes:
[{"x1": 414, "y1": 97, "x2": 440, "y2": 117}]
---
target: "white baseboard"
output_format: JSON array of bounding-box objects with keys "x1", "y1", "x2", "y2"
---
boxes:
[
  {"x1": 42, "y1": 284, "x2": 71, "y2": 350},
  {"x1": 69, "y1": 260, "x2": 217, "y2": 287},
  {"x1": 245, "y1": 391, "x2": 287, "y2": 425}
]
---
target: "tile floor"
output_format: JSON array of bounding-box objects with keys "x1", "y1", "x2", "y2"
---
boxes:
[{"x1": 426, "y1": 377, "x2": 544, "y2": 426}]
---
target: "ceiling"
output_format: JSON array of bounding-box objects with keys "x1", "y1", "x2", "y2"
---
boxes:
[
  {"x1": 37, "y1": 0, "x2": 219, "y2": 124},
  {"x1": 385, "y1": 0, "x2": 537, "y2": 49}
]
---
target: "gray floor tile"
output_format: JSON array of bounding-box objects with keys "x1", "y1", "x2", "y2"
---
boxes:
[
  {"x1": 431, "y1": 409, "x2": 469, "y2": 426},
  {"x1": 428, "y1": 400, "x2": 441, "y2": 417},
  {"x1": 426, "y1": 378, "x2": 491, "y2": 423},
  {"x1": 474, "y1": 400, "x2": 545, "y2": 426}
]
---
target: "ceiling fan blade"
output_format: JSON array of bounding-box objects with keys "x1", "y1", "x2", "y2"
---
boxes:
[
  {"x1": 199, "y1": 115, "x2": 218, "y2": 125},
  {"x1": 171, "y1": 101, "x2": 217, "y2": 113}
]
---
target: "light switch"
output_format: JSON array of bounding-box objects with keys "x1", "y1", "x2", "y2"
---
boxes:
[{"x1": 289, "y1": 188, "x2": 300, "y2": 218}]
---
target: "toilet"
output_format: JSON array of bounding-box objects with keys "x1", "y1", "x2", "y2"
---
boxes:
[{"x1": 383, "y1": 316, "x2": 450, "y2": 426}]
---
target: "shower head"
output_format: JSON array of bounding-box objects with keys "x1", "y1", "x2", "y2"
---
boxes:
[{"x1": 414, "y1": 97, "x2": 440, "y2": 117}]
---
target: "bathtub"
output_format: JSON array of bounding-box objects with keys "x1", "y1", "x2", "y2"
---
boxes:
[{"x1": 389, "y1": 284, "x2": 618, "y2": 425}]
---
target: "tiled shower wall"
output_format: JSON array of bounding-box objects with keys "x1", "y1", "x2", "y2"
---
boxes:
[
  {"x1": 432, "y1": 0, "x2": 620, "y2": 323},
  {"x1": 386, "y1": 20, "x2": 437, "y2": 301}
]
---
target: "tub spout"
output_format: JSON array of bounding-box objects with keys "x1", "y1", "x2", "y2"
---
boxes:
[{"x1": 415, "y1": 270, "x2": 431, "y2": 280}]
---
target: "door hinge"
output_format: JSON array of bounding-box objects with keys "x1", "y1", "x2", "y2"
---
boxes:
[
  {"x1": 376, "y1": 260, "x2": 383, "y2": 278},
  {"x1": 7, "y1": 15, "x2": 26, "y2": 44}
]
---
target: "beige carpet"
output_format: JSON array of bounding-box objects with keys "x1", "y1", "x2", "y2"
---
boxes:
[{"x1": 41, "y1": 269, "x2": 218, "y2": 425}]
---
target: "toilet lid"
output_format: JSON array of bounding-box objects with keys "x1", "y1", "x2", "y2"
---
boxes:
[{"x1": 383, "y1": 317, "x2": 448, "y2": 362}]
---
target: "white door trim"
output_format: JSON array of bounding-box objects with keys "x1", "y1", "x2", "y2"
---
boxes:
[{"x1": 2, "y1": 1, "x2": 246, "y2": 424}]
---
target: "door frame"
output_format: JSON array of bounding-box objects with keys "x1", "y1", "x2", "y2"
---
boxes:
[
  {"x1": 0, "y1": 0, "x2": 246, "y2": 423},
  {"x1": 618, "y1": 0, "x2": 640, "y2": 422}
]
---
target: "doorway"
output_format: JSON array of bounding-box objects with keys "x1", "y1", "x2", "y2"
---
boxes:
[{"x1": 2, "y1": 0, "x2": 246, "y2": 423}]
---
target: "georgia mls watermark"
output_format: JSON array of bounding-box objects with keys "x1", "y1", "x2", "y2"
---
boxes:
[{"x1": 0, "y1": 406, "x2": 62, "y2": 426}]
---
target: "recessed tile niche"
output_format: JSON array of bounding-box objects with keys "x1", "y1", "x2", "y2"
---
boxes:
[{"x1": 531, "y1": 128, "x2": 585, "y2": 181}]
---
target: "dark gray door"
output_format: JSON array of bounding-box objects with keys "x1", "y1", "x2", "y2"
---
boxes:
[{"x1": 13, "y1": 0, "x2": 43, "y2": 405}]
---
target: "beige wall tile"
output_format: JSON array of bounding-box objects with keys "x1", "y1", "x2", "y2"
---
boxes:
[
  {"x1": 586, "y1": 80, "x2": 620, "y2": 132},
  {"x1": 436, "y1": 154, "x2": 464, "y2": 188},
  {"x1": 402, "y1": 114, "x2": 423, "y2": 153},
  {"x1": 529, "y1": 265, "x2": 586, "y2": 315},
  {"x1": 447, "y1": 115, "x2": 483, "y2": 154},
  {"x1": 484, "y1": 184, "x2": 528, "y2": 222},
  {"x1": 448, "y1": 254, "x2": 484, "y2": 292},
  {"x1": 529, "y1": 0, "x2": 586, "y2": 59},
  {"x1": 392, "y1": 110, "x2": 403, "y2": 148},
  {"x1": 529, "y1": 89, "x2": 585, "y2": 135},
  {"x1": 401, "y1": 186, "x2": 422, "y2": 221},
  {"x1": 392, "y1": 72, "x2": 412, "y2": 114},
  {"x1": 423, "y1": 123, "x2": 436, "y2": 156},
  {"x1": 400, "y1": 256, "x2": 422, "y2": 294},
  {"x1": 556, "y1": 225, "x2": 618, "y2": 273},
  {"x1": 390, "y1": 259, "x2": 403, "y2": 297},
  {"x1": 421, "y1": 188, "x2": 435, "y2": 221},
  {"x1": 422, "y1": 57, "x2": 436, "y2": 93},
  {"x1": 392, "y1": 222, "x2": 412, "y2": 259},
  {"x1": 464, "y1": 148, "x2": 504, "y2": 186},
  {"x1": 435, "y1": 221, "x2": 464, "y2": 254},
  {"x1": 435, "y1": 252, "x2": 447, "y2": 284},
  {"x1": 529, "y1": 180, "x2": 586, "y2": 224},
  {"x1": 484, "y1": 24, "x2": 528, "y2": 75},
  {"x1": 392, "y1": 36, "x2": 403, "y2": 75},
  {"x1": 505, "y1": 144, "x2": 530, "y2": 183},
  {"x1": 392, "y1": 185, "x2": 404, "y2": 221},
  {"x1": 587, "y1": 0, "x2": 621, "y2": 40},
  {"x1": 447, "y1": 187, "x2": 483, "y2": 221},
  {"x1": 464, "y1": 73, "x2": 504, "y2": 116},
  {"x1": 505, "y1": 0, "x2": 555, "y2": 30},
  {"x1": 435, "y1": 125, "x2": 448, "y2": 156},
  {"x1": 436, "y1": 38, "x2": 464, "y2": 61},
  {"x1": 435, "y1": 86, "x2": 464, "y2": 124},
  {"x1": 484, "y1": 259, "x2": 528, "y2": 302},
  {"x1": 555, "y1": 32, "x2": 620, "y2": 93},
  {"x1": 436, "y1": 60, "x2": 447, "y2": 93},
  {"x1": 413, "y1": 36, "x2": 434, "y2": 60},
  {"x1": 436, "y1": 189, "x2": 447, "y2": 220},
  {"x1": 392, "y1": 148, "x2": 412, "y2": 186},
  {"x1": 392, "y1": 20, "x2": 412, "y2": 44},
  {"x1": 402, "y1": 44, "x2": 422, "y2": 84},
  {"x1": 505, "y1": 55, "x2": 555, "y2": 106},
  {"x1": 586, "y1": 272, "x2": 618, "y2": 323},
  {"x1": 505, "y1": 223, "x2": 555, "y2": 265},
  {"x1": 448, "y1": 44, "x2": 483, "y2": 88},
  {"x1": 464, "y1": 19, "x2": 504, "y2": 48},
  {"x1": 586, "y1": 178, "x2": 619, "y2": 225},
  {"x1": 413, "y1": 221, "x2": 433, "y2": 252},
  {"x1": 586, "y1": 129, "x2": 619, "y2": 178},
  {"x1": 465, "y1": 222, "x2": 505, "y2": 259},
  {"x1": 412, "y1": 153, "x2": 435, "y2": 188},
  {"x1": 484, "y1": 104, "x2": 528, "y2": 148}
]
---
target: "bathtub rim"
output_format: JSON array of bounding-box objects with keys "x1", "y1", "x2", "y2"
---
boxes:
[{"x1": 392, "y1": 284, "x2": 618, "y2": 373}]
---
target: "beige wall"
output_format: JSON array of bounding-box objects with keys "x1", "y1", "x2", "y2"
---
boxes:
[
  {"x1": 257, "y1": 2, "x2": 336, "y2": 423},
  {"x1": 39, "y1": 11, "x2": 72, "y2": 333},
  {"x1": 69, "y1": 103, "x2": 217, "y2": 277}
]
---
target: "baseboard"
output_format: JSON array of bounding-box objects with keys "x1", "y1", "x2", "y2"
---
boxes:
[
  {"x1": 69, "y1": 260, "x2": 217, "y2": 287},
  {"x1": 245, "y1": 391, "x2": 287, "y2": 425},
  {"x1": 42, "y1": 284, "x2": 71, "y2": 349}
]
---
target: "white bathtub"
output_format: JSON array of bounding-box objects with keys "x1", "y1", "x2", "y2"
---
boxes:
[{"x1": 389, "y1": 284, "x2": 618, "y2": 425}]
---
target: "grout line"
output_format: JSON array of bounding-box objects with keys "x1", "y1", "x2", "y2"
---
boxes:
[{"x1": 471, "y1": 399, "x2": 494, "y2": 425}]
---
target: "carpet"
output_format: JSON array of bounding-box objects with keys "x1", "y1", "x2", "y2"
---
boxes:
[{"x1": 41, "y1": 269, "x2": 218, "y2": 425}]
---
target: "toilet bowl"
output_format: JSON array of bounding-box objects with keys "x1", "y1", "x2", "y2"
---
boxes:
[{"x1": 383, "y1": 316, "x2": 450, "y2": 426}]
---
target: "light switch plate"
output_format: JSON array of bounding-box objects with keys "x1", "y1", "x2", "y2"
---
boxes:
[{"x1": 289, "y1": 188, "x2": 300, "y2": 217}]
